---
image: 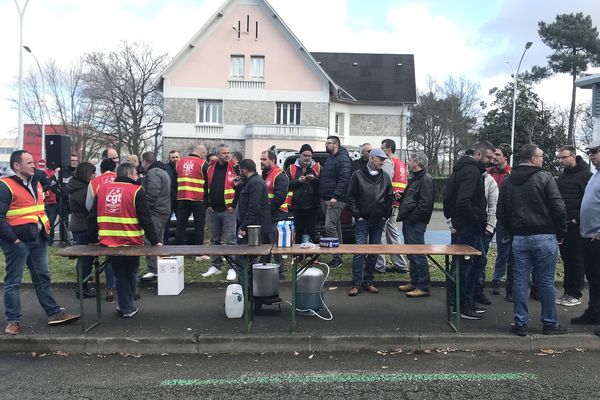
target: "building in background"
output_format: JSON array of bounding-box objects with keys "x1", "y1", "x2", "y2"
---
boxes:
[{"x1": 576, "y1": 74, "x2": 600, "y2": 142}]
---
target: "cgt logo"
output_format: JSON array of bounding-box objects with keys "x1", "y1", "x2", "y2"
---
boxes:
[
  {"x1": 105, "y1": 187, "x2": 123, "y2": 214},
  {"x1": 183, "y1": 160, "x2": 195, "y2": 175}
]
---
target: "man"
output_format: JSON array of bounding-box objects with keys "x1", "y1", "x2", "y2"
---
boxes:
[
  {"x1": 55, "y1": 153, "x2": 79, "y2": 245},
  {"x1": 164, "y1": 150, "x2": 180, "y2": 244},
  {"x1": 556, "y1": 145, "x2": 592, "y2": 307},
  {"x1": 34, "y1": 159, "x2": 58, "y2": 240},
  {"x1": 95, "y1": 148, "x2": 119, "y2": 176},
  {"x1": 286, "y1": 144, "x2": 320, "y2": 243},
  {"x1": 351, "y1": 143, "x2": 372, "y2": 172},
  {"x1": 375, "y1": 139, "x2": 408, "y2": 273},
  {"x1": 127, "y1": 154, "x2": 144, "y2": 181},
  {"x1": 86, "y1": 158, "x2": 118, "y2": 302},
  {"x1": 346, "y1": 148, "x2": 393, "y2": 296},
  {"x1": 572, "y1": 139, "x2": 600, "y2": 330},
  {"x1": 203, "y1": 144, "x2": 240, "y2": 281},
  {"x1": 0, "y1": 150, "x2": 80, "y2": 335},
  {"x1": 140, "y1": 151, "x2": 171, "y2": 281},
  {"x1": 397, "y1": 152, "x2": 434, "y2": 298},
  {"x1": 175, "y1": 145, "x2": 207, "y2": 247},
  {"x1": 497, "y1": 144, "x2": 568, "y2": 336},
  {"x1": 320, "y1": 135, "x2": 352, "y2": 269},
  {"x1": 89, "y1": 163, "x2": 160, "y2": 318},
  {"x1": 488, "y1": 143, "x2": 515, "y2": 300},
  {"x1": 443, "y1": 141, "x2": 495, "y2": 320}
]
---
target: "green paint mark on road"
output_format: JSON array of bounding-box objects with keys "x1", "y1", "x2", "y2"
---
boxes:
[{"x1": 161, "y1": 372, "x2": 536, "y2": 386}]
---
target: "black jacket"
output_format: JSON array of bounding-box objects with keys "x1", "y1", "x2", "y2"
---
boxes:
[
  {"x1": 497, "y1": 165, "x2": 567, "y2": 240},
  {"x1": 88, "y1": 176, "x2": 159, "y2": 245},
  {"x1": 0, "y1": 174, "x2": 48, "y2": 243},
  {"x1": 142, "y1": 161, "x2": 171, "y2": 217},
  {"x1": 351, "y1": 157, "x2": 368, "y2": 172},
  {"x1": 397, "y1": 169, "x2": 434, "y2": 224},
  {"x1": 443, "y1": 155, "x2": 487, "y2": 231},
  {"x1": 320, "y1": 146, "x2": 352, "y2": 202},
  {"x1": 237, "y1": 173, "x2": 271, "y2": 235},
  {"x1": 287, "y1": 160, "x2": 320, "y2": 210},
  {"x1": 557, "y1": 156, "x2": 592, "y2": 222},
  {"x1": 347, "y1": 165, "x2": 393, "y2": 223},
  {"x1": 67, "y1": 176, "x2": 91, "y2": 233},
  {"x1": 165, "y1": 161, "x2": 178, "y2": 211}
]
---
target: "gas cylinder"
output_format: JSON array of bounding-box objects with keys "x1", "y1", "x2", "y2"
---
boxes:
[{"x1": 296, "y1": 266, "x2": 325, "y2": 312}]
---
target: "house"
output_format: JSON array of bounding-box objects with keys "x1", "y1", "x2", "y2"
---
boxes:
[
  {"x1": 576, "y1": 73, "x2": 600, "y2": 142},
  {"x1": 154, "y1": 0, "x2": 416, "y2": 161}
]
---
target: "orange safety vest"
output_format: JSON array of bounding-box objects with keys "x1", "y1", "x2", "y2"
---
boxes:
[
  {"x1": 264, "y1": 166, "x2": 292, "y2": 213},
  {"x1": 89, "y1": 171, "x2": 117, "y2": 197},
  {"x1": 288, "y1": 163, "x2": 320, "y2": 207},
  {"x1": 0, "y1": 177, "x2": 51, "y2": 233},
  {"x1": 206, "y1": 160, "x2": 238, "y2": 209},
  {"x1": 176, "y1": 157, "x2": 206, "y2": 201},
  {"x1": 96, "y1": 182, "x2": 144, "y2": 247},
  {"x1": 391, "y1": 156, "x2": 408, "y2": 207}
]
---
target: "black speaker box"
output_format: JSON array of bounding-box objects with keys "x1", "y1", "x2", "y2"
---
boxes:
[{"x1": 45, "y1": 135, "x2": 72, "y2": 169}]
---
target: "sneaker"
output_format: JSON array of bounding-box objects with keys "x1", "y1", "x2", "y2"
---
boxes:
[
  {"x1": 455, "y1": 306, "x2": 482, "y2": 320},
  {"x1": 122, "y1": 308, "x2": 139, "y2": 318},
  {"x1": 202, "y1": 266, "x2": 222, "y2": 277},
  {"x1": 560, "y1": 295, "x2": 581, "y2": 307},
  {"x1": 474, "y1": 294, "x2": 492, "y2": 305},
  {"x1": 511, "y1": 324, "x2": 527, "y2": 337},
  {"x1": 571, "y1": 313, "x2": 600, "y2": 325},
  {"x1": 76, "y1": 287, "x2": 97, "y2": 299},
  {"x1": 473, "y1": 305, "x2": 487, "y2": 314},
  {"x1": 196, "y1": 256, "x2": 210, "y2": 262},
  {"x1": 329, "y1": 259, "x2": 343, "y2": 269},
  {"x1": 490, "y1": 281, "x2": 502, "y2": 296},
  {"x1": 47, "y1": 311, "x2": 81, "y2": 326},
  {"x1": 4, "y1": 322, "x2": 20, "y2": 335},
  {"x1": 555, "y1": 294, "x2": 568, "y2": 305},
  {"x1": 374, "y1": 269, "x2": 386, "y2": 274},
  {"x1": 141, "y1": 272, "x2": 157, "y2": 281},
  {"x1": 542, "y1": 324, "x2": 569, "y2": 335},
  {"x1": 226, "y1": 269, "x2": 237, "y2": 281}
]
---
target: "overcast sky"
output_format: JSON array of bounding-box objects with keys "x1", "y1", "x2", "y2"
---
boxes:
[{"x1": 1, "y1": 0, "x2": 599, "y2": 139}]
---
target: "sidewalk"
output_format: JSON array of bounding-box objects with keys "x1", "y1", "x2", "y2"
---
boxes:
[{"x1": 1, "y1": 282, "x2": 599, "y2": 354}]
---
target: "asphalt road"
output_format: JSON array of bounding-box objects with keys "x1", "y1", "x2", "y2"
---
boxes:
[{"x1": 1, "y1": 349, "x2": 599, "y2": 399}]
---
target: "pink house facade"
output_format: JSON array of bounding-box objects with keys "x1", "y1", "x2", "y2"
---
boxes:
[{"x1": 155, "y1": 0, "x2": 416, "y2": 162}]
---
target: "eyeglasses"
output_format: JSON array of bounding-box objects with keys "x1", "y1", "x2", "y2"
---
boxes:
[
  {"x1": 587, "y1": 148, "x2": 599, "y2": 155},
  {"x1": 558, "y1": 155, "x2": 573, "y2": 160},
  {"x1": 325, "y1": 142, "x2": 334, "y2": 145}
]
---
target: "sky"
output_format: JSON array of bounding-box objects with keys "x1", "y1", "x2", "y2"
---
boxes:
[{"x1": 1, "y1": 0, "x2": 599, "y2": 140}]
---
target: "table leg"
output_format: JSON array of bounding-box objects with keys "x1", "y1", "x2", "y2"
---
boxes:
[
  {"x1": 78, "y1": 259, "x2": 85, "y2": 334},
  {"x1": 453, "y1": 256, "x2": 460, "y2": 332},
  {"x1": 291, "y1": 255, "x2": 297, "y2": 333},
  {"x1": 428, "y1": 254, "x2": 459, "y2": 332}
]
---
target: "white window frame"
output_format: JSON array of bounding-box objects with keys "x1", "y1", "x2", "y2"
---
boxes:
[
  {"x1": 276, "y1": 102, "x2": 301, "y2": 125},
  {"x1": 197, "y1": 100, "x2": 223, "y2": 125},
  {"x1": 250, "y1": 56, "x2": 265, "y2": 80},
  {"x1": 230, "y1": 55, "x2": 244, "y2": 79}
]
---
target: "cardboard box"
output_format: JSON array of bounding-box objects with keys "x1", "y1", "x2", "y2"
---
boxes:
[
  {"x1": 158, "y1": 256, "x2": 184, "y2": 295},
  {"x1": 276, "y1": 220, "x2": 293, "y2": 247}
]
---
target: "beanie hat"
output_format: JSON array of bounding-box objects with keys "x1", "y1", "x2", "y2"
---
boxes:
[{"x1": 299, "y1": 144, "x2": 313, "y2": 154}]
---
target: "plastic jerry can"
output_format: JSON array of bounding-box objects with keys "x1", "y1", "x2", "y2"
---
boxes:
[{"x1": 225, "y1": 284, "x2": 244, "y2": 318}]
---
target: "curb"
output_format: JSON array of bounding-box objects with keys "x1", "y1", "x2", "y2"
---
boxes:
[{"x1": 1, "y1": 333, "x2": 599, "y2": 355}]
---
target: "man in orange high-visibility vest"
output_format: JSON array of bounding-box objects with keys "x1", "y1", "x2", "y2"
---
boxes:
[
  {"x1": 375, "y1": 139, "x2": 409, "y2": 274},
  {"x1": 89, "y1": 163, "x2": 161, "y2": 318},
  {"x1": 0, "y1": 150, "x2": 80, "y2": 335}
]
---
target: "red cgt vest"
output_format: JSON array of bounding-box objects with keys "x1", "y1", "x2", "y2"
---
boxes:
[
  {"x1": 0, "y1": 177, "x2": 51, "y2": 233},
  {"x1": 176, "y1": 157, "x2": 206, "y2": 201},
  {"x1": 97, "y1": 182, "x2": 144, "y2": 247},
  {"x1": 264, "y1": 166, "x2": 292, "y2": 213},
  {"x1": 89, "y1": 171, "x2": 117, "y2": 197},
  {"x1": 391, "y1": 156, "x2": 408, "y2": 207},
  {"x1": 206, "y1": 160, "x2": 237, "y2": 209}
]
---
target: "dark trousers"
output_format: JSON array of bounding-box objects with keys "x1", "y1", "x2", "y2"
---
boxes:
[
  {"x1": 175, "y1": 200, "x2": 205, "y2": 245},
  {"x1": 474, "y1": 232, "x2": 493, "y2": 297},
  {"x1": 582, "y1": 239, "x2": 600, "y2": 319},
  {"x1": 109, "y1": 255, "x2": 140, "y2": 314},
  {"x1": 45, "y1": 203, "x2": 58, "y2": 241},
  {"x1": 559, "y1": 221, "x2": 586, "y2": 299},
  {"x1": 454, "y1": 224, "x2": 486, "y2": 307},
  {"x1": 292, "y1": 207, "x2": 319, "y2": 243}
]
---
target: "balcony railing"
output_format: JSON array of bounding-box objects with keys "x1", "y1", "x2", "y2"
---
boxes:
[
  {"x1": 195, "y1": 125, "x2": 223, "y2": 136},
  {"x1": 244, "y1": 124, "x2": 328, "y2": 139},
  {"x1": 228, "y1": 80, "x2": 265, "y2": 90}
]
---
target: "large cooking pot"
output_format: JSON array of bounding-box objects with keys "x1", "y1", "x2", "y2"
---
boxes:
[{"x1": 252, "y1": 263, "x2": 280, "y2": 298}]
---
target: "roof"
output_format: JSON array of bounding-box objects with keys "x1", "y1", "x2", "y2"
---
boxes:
[
  {"x1": 576, "y1": 73, "x2": 600, "y2": 89},
  {"x1": 311, "y1": 52, "x2": 417, "y2": 104}
]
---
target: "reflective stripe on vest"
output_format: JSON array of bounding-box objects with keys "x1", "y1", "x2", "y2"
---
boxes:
[
  {"x1": 391, "y1": 156, "x2": 408, "y2": 207},
  {"x1": 265, "y1": 166, "x2": 292, "y2": 213},
  {"x1": 0, "y1": 177, "x2": 51, "y2": 233},
  {"x1": 176, "y1": 157, "x2": 206, "y2": 201},
  {"x1": 97, "y1": 182, "x2": 144, "y2": 247},
  {"x1": 206, "y1": 160, "x2": 238, "y2": 209}
]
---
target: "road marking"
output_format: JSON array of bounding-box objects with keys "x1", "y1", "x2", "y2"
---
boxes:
[{"x1": 161, "y1": 373, "x2": 536, "y2": 386}]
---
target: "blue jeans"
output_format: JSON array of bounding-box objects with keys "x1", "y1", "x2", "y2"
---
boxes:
[
  {"x1": 402, "y1": 221, "x2": 429, "y2": 291},
  {"x1": 109, "y1": 255, "x2": 140, "y2": 314},
  {"x1": 352, "y1": 218, "x2": 385, "y2": 287},
  {"x1": 72, "y1": 231, "x2": 115, "y2": 289},
  {"x1": 209, "y1": 210, "x2": 237, "y2": 270},
  {"x1": 455, "y1": 224, "x2": 486, "y2": 307},
  {"x1": 1, "y1": 237, "x2": 62, "y2": 322},
  {"x1": 512, "y1": 234, "x2": 558, "y2": 327},
  {"x1": 492, "y1": 222, "x2": 514, "y2": 284}
]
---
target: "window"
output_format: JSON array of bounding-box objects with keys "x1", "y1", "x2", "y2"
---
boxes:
[
  {"x1": 230, "y1": 55, "x2": 244, "y2": 79},
  {"x1": 197, "y1": 100, "x2": 223, "y2": 125},
  {"x1": 276, "y1": 102, "x2": 301, "y2": 125},
  {"x1": 250, "y1": 56, "x2": 264, "y2": 79}
]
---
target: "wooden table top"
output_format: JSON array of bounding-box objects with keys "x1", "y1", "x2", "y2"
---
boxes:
[
  {"x1": 271, "y1": 244, "x2": 481, "y2": 256},
  {"x1": 57, "y1": 244, "x2": 273, "y2": 258}
]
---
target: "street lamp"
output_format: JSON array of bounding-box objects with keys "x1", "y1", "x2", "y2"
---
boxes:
[
  {"x1": 15, "y1": 0, "x2": 30, "y2": 150},
  {"x1": 506, "y1": 41, "x2": 533, "y2": 166},
  {"x1": 23, "y1": 45, "x2": 46, "y2": 160}
]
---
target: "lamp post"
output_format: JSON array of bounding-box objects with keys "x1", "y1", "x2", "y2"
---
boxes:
[
  {"x1": 23, "y1": 45, "x2": 45, "y2": 160},
  {"x1": 15, "y1": 0, "x2": 30, "y2": 150},
  {"x1": 506, "y1": 41, "x2": 533, "y2": 166}
]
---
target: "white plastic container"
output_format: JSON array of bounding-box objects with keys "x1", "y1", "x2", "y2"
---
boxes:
[
  {"x1": 158, "y1": 256, "x2": 184, "y2": 296},
  {"x1": 225, "y1": 284, "x2": 244, "y2": 318}
]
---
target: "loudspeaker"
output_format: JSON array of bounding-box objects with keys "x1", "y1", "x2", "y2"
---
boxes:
[{"x1": 45, "y1": 135, "x2": 72, "y2": 169}]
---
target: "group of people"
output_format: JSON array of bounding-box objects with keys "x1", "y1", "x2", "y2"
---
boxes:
[{"x1": 444, "y1": 140, "x2": 600, "y2": 337}]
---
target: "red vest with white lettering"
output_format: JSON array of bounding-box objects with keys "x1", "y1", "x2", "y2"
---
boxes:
[
  {"x1": 96, "y1": 182, "x2": 144, "y2": 247},
  {"x1": 264, "y1": 166, "x2": 292, "y2": 213},
  {"x1": 89, "y1": 171, "x2": 117, "y2": 197},
  {"x1": 176, "y1": 157, "x2": 206, "y2": 201},
  {"x1": 206, "y1": 160, "x2": 237, "y2": 209},
  {"x1": 0, "y1": 177, "x2": 51, "y2": 233},
  {"x1": 391, "y1": 156, "x2": 408, "y2": 207}
]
